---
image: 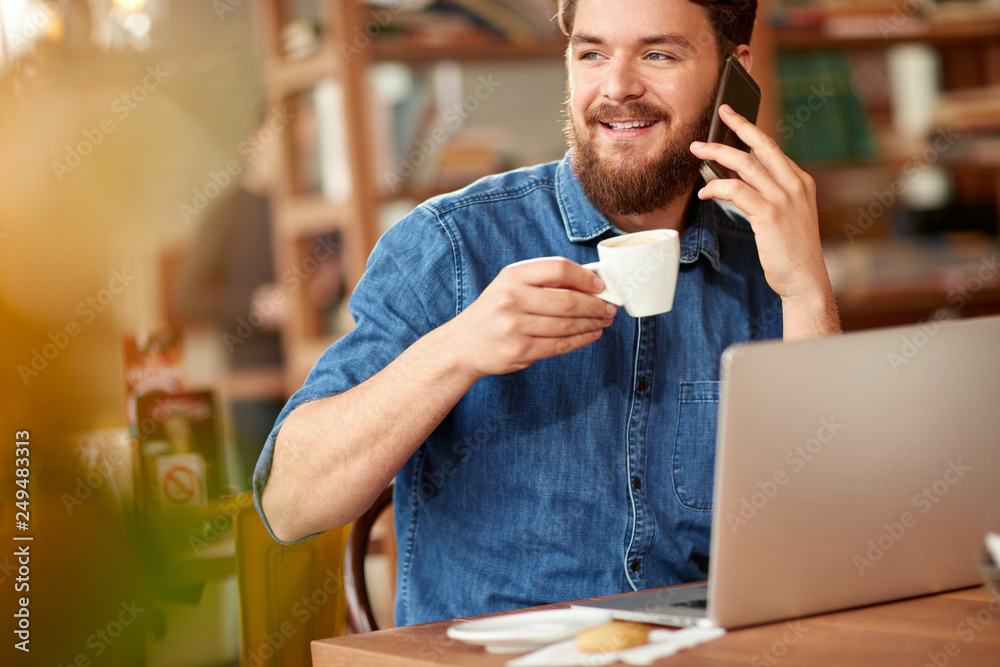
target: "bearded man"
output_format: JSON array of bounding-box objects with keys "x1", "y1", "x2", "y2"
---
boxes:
[{"x1": 253, "y1": 0, "x2": 841, "y2": 626}]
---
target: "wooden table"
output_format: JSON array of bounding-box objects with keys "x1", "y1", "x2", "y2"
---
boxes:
[{"x1": 312, "y1": 586, "x2": 1000, "y2": 666}]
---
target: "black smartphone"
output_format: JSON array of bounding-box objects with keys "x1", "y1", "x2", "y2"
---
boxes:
[{"x1": 699, "y1": 55, "x2": 761, "y2": 183}]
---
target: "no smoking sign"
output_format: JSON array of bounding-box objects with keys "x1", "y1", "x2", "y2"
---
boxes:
[{"x1": 156, "y1": 454, "x2": 207, "y2": 507}]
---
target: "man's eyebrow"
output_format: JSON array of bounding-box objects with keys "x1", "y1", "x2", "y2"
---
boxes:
[
  {"x1": 641, "y1": 33, "x2": 695, "y2": 50},
  {"x1": 570, "y1": 32, "x2": 696, "y2": 51}
]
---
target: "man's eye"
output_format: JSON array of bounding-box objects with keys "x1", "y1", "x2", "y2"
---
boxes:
[
  {"x1": 647, "y1": 53, "x2": 676, "y2": 61},
  {"x1": 580, "y1": 51, "x2": 603, "y2": 61}
]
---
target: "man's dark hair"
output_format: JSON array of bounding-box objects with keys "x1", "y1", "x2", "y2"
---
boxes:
[{"x1": 557, "y1": 0, "x2": 758, "y2": 61}]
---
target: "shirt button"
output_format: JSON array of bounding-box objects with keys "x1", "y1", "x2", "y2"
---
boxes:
[
  {"x1": 638, "y1": 377, "x2": 648, "y2": 392},
  {"x1": 630, "y1": 560, "x2": 640, "y2": 572},
  {"x1": 632, "y1": 476, "x2": 641, "y2": 490}
]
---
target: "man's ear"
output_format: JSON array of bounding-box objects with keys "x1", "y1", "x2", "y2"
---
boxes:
[{"x1": 733, "y1": 44, "x2": 753, "y2": 73}]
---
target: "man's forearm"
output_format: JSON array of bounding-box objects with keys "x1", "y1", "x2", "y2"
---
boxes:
[
  {"x1": 260, "y1": 322, "x2": 480, "y2": 543},
  {"x1": 261, "y1": 257, "x2": 615, "y2": 542},
  {"x1": 781, "y1": 282, "x2": 841, "y2": 341}
]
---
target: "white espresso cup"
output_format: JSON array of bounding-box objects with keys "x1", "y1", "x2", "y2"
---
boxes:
[{"x1": 584, "y1": 229, "x2": 681, "y2": 318}]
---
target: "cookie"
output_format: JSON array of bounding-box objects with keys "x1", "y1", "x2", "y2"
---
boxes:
[{"x1": 576, "y1": 620, "x2": 651, "y2": 653}]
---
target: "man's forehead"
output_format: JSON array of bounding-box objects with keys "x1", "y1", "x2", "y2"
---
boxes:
[{"x1": 570, "y1": 0, "x2": 716, "y2": 50}]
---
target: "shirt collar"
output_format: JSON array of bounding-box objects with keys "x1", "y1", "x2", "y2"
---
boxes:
[{"x1": 555, "y1": 151, "x2": 722, "y2": 272}]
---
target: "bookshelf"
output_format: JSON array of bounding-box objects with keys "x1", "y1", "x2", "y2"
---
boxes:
[
  {"x1": 770, "y1": 5, "x2": 1000, "y2": 239},
  {"x1": 257, "y1": 0, "x2": 379, "y2": 390},
  {"x1": 371, "y1": 38, "x2": 567, "y2": 62},
  {"x1": 769, "y1": 2, "x2": 1000, "y2": 329},
  {"x1": 773, "y1": 18, "x2": 1000, "y2": 50},
  {"x1": 257, "y1": 0, "x2": 999, "y2": 361},
  {"x1": 364, "y1": 1, "x2": 571, "y2": 207},
  {"x1": 255, "y1": 1, "x2": 574, "y2": 389}
]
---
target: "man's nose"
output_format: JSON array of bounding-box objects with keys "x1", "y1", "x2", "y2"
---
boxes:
[{"x1": 602, "y1": 59, "x2": 645, "y2": 103}]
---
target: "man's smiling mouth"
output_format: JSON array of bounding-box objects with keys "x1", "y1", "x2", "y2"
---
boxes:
[{"x1": 603, "y1": 120, "x2": 658, "y2": 130}]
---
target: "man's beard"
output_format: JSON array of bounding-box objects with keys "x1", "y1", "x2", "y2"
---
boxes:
[{"x1": 565, "y1": 92, "x2": 715, "y2": 218}]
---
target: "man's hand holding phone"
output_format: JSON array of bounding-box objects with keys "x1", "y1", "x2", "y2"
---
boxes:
[
  {"x1": 690, "y1": 64, "x2": 841, "y2": 340},
  {"x1": 700, "y1": 55, "x2": 761, "y2": 183}
]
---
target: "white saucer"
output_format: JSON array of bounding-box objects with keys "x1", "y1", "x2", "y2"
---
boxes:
[{"x1": 446, "y1": 607, "x2": 613, "y2": 654}]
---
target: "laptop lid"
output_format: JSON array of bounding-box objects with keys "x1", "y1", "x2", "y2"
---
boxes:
[{"x1": 708, "y1": 314, "x2": 1000, "y2": 628}]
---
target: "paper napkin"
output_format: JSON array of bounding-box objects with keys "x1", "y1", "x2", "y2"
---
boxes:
[
  {"x1": 506, "y1": 624, "x2": 725, "y2": 667},
  {"x1": 986, "y1": 532, "x2": 1000, "y2": 566}
]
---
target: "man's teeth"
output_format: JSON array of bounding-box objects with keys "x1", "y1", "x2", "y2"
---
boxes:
[{"x1": 608, "y1": 120, "x2": 655, "y2": 130}]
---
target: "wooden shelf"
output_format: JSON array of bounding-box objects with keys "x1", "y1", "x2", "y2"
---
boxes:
[
  {"x1": 774, "y1": 18, "x2": 1000, "y2": 50},
  {"x1": 278, "y1": 196, "x2": 355, "y2": 240},
  {"x1": 826, "y1": 235, "x2": 1000, "y2": 329},
  {"x1": 372, "y1": 37, "x2": 566, "y2": 63},
  {"x1": 266, "y1": 44, "x2": 343, "y2": 95},
  {"x1": 260, "y1": 0, "x2": 378, "y2": 396}
]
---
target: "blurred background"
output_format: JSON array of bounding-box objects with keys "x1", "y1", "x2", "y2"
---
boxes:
[{"x1": 0, "y1": 0, "x2": 998, "y2": 665}]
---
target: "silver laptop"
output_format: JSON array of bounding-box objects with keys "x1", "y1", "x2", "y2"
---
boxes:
[{"x1": 576, "y1": 314, "x2": 1000, "y2": 628}]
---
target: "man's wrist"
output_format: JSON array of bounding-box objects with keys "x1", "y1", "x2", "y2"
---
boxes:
[
  {"x1": 780, "y1": 281, "x2": 842, "y2": 339},
  {"x1": 417, "y1": 320, "x2": 487, "y2": 389}
]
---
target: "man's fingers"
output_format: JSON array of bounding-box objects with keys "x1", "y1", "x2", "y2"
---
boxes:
[
  {"x1": 514, "y1": 284, "x2": 617, "y2": 320},
  {"x1": 459, "y1": 257, "x2": 618, "y2": 375},
  {"x1": 691, "y1": 142, "x2": 783, "y2": 203},
  {"x1": 527, "y1": 328, "x2": 607, "y2": 360},
  {"x1": 504, "y1": 256, "x2": 606, "y2": 294},
  {"x1": 696, "y1": 177, "x2": 768, "y2": 217},
  {"x1": 518, "y1": 312, "x2": 615, "y2": 338},
  {"x1": 716, "y1": 104, "x2": 798, "y2": 182}
]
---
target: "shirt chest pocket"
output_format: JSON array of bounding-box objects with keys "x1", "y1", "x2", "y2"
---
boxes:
[{"x1": 671, "y1": 381, "x2": 721, "y2": 511}]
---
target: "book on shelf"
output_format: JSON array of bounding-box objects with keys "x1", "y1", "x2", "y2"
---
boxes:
[
  {"x1": 364, "y1": 0, "x2": 559, "y2": 47},
  {"x1": 933, "y1": 85, "x2": 1000, "y2": 167},
  {"x1": 777, "y1": 51, "x2": 877, "y2": 164},
  {"x1": 934, "y1": 85, "x2": 1000, "y2": 134},
  {"x1": 435, "y1": 0, "x2": 539, "y2": 44},
  {"x1": 425, "y1": 127, "x2": 511, "y2": 190},
  {"x1": 371, "y1": 60, "x2": 513, "y2": 195}
]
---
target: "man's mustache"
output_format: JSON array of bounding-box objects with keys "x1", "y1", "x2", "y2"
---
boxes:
[{"x1": 585, "y1": 102, "x2": 671, "y2": 125}]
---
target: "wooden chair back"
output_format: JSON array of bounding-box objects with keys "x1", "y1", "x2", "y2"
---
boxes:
[
  {"x1": 235, "y1": 495, "x2": 349, "y2": 666},
  {"x1": 344, "y1": 484, "x2": 395, "y2": 633}
]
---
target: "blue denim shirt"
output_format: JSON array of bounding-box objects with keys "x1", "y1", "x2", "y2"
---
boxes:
[{"x1": 253, "y1": 152, "x2": 782, "y2": 626}]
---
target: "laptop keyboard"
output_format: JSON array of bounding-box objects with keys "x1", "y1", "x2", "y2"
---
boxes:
[{"x1": 673, "y1": 598, "x2": 708, "y2": 609}]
